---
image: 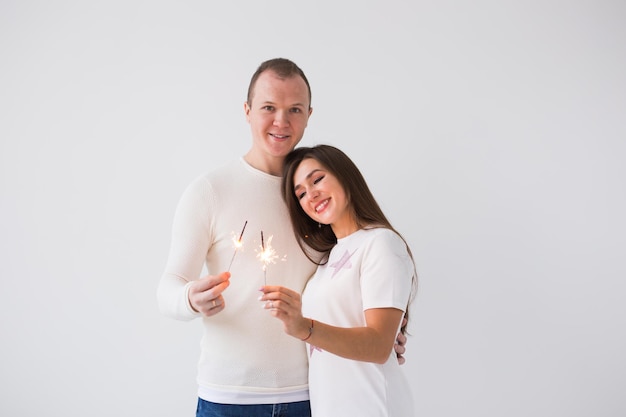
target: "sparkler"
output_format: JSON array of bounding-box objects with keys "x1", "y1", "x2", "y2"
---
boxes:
[
  {"x1": 227, "y1": 220, "x2": 248, "y2": 271},
  {"x1": 257, "y1": 231, "x2": 279, "y2": 286}
]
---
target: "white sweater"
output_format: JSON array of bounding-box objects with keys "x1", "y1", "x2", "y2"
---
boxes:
[{"x1": 157, "y1": 158, "x2": 316, "y2": 404}]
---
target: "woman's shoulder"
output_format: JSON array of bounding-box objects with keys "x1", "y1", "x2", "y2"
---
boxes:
[
  {"x1": 360, "y1": 227, "x2": 407, "y2": 249},
  {"x1": 363, "y1": 226, "x2": 401, "y2": 239}
]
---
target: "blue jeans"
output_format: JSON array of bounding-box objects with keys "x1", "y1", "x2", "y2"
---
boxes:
[{"x1": 196, "y1": 398, "x2": 311, "y2": 417}]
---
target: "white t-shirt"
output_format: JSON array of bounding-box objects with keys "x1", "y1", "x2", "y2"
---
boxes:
[
  {"x1": 302, "y1": 228, "x2": 415, "y2": 417},
  {"x1": 157, "y1": 158, "x2": 317, "y2": 404}
]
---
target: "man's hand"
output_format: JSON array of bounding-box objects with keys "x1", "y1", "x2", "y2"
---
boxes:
[
  {"x1": 188, "y1": 272, "x2": 231, "y2": 316},
  {"x1": 394, "y1": 317, "x2": 408, "y2": 365}
]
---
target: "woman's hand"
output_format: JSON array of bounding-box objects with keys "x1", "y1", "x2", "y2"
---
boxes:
[{"x1": 259, "y1": 285, "x2": 311, "y2": 340}]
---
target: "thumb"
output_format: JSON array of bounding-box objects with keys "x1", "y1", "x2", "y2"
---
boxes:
[{"x1": 194, "y1": 271, "x2": 231, "y2": 292}]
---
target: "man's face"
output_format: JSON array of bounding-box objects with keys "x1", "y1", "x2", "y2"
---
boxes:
[{"x1": 245, "y1": 71, "x2": 312, "y2": 159}]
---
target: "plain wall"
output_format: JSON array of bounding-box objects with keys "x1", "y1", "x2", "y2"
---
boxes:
[{"x1": 1, "y1": 1, "x2": 625, "y2": 416}]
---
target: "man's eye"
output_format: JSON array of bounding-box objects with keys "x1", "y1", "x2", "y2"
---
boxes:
[
  {"x1": 290, "y1": 108, "x2": 301, "y2": 113},
  {"x1": 262, "y1": 106, "x2": 274, "y2": 111}
]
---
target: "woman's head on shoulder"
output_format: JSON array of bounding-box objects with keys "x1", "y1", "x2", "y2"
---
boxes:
[{"x1": 281, "y1": 144, "x2": 391, "y2": 254}]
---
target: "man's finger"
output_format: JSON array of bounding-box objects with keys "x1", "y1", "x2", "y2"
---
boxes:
[{"x1": 194, "y1": 272, "x2": 231, "y2": 292}]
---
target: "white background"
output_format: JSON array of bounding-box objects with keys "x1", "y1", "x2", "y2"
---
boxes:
[{"x1": 1, "y1": 1, "x2": 625, "y2": 416}]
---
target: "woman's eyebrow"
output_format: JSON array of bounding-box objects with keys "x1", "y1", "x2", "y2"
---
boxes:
[{"x1": 293, "y1": 169, "x2": 322, "y2": 192}]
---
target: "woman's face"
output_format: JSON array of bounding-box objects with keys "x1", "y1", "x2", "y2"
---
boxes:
[{"x1": 292, "y1": 158, "x2": 357, "y2": 238}]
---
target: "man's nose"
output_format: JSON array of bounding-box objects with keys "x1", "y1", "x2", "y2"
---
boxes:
[{"x1": 273, "y1": 110, "x2": 289, "y2": 127}]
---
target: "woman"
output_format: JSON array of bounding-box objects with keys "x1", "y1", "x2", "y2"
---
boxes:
[{"x1": 260, "y1": 144, "x2": 417, "y2": 417}]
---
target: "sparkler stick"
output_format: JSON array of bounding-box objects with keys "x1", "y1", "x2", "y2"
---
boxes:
[
  {"x1": 257, "y1": 231, "x2": 278, "y2": 286},
  {"x1": 227, "y1": 220, "x2": 248, "y2": 271},
  {"x1": 261, "y1": 231, "x2": 266, "y2": 286}
]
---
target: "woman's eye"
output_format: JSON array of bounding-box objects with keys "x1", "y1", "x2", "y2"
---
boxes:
[
  {"x1": 297, "y1": 191, "x2": 306, "y2": 200},
  {"x1": 313, "y1": 175, "x2": 324, "y2": 184}
]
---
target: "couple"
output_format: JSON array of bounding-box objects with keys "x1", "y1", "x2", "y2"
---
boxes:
[{"x1": 157, "y1": 58, "x2": 417, "y2": 417}]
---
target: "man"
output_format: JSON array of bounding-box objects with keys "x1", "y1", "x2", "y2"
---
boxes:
[{"x1": 157, "y1": 58, "x2": 406, "y2": 417}]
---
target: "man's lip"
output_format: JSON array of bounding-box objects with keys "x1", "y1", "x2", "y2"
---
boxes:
[{"x1": 270, "y1": 133, "x2": 290, "y2": 139}]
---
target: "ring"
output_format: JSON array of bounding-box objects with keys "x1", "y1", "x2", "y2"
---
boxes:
[{"x1": 212, "y1": 299, "x2": 217, "y2": 308}]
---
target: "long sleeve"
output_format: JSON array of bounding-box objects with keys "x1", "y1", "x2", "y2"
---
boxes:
[{"x1": 157, "y1": 175, "x2": 214, "y2": 321}]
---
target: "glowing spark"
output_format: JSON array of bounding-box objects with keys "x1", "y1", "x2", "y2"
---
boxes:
[
  {"x1": 257, "y1": 231, "x2": 279, "y2": 285},
  {"x1": 227, "y1": 220, "x2": 248, "y2": 271}
]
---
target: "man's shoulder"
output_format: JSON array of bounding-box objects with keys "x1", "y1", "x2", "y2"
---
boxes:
[
  {"x1": 182, "y1": 159, "x2": 242, "y2": 189},
  {"x1": 201, "y1": 158, "x2": 242, "y2": 180}
]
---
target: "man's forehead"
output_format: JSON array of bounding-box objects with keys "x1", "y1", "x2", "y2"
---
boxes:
[{"x1": 251, "y1": 72, "x2": 310, "y2": 103}]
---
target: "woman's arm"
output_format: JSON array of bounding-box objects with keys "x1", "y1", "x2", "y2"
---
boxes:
[{"x1": 260, "y1": 286, "x2": 404, "y2": 364}]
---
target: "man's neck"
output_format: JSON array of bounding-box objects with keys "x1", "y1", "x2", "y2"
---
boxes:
[{"x1": 243, "y1": 152, "x2": 284, "y2": 177}]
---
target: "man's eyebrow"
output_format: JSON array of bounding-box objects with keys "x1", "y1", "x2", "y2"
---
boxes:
[{"x1": 260, "y1": 101, "x2": 306, "y2": 107}]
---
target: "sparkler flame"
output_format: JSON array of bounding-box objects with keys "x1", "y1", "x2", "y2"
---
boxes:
[
  {"x1": 258, "y1": 233, "x2": 278, "y2": 268},
  {"x1": 257, "y1": 231, "x2": 280, "y2": 285}
]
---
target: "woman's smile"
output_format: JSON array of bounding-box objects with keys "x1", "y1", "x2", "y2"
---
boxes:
[{"x1": 315, "y1": 199, "x2": 330, "y2": 213}]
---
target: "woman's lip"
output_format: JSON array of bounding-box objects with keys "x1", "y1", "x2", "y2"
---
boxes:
[{"x1": 315, "y1": 199, "x2": 329, "y2": 213}]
